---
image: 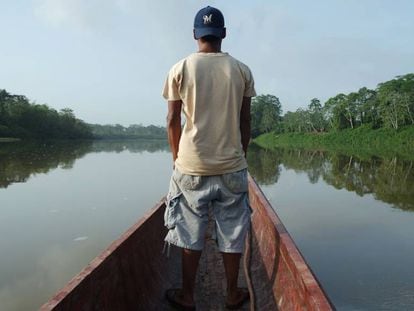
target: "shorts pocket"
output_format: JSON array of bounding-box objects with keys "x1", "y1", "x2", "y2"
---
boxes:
[
  {"x1": 222, "y1": 169, "x2": 248, "y2": 193},
  {"x1": 164, "y1": 192, "x2": 181, "y2": 229},
  {"x1": 173, "y1": 170, "x2": 202, "y2": 191}
]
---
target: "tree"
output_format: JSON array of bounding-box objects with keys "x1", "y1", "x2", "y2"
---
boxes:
[
  {"x1": 251, "y1": 94, "x2": 282, "y2": 137},
  {"x1": 323, "y1": 93, "x2": 348, "y2": 130},
  {"x1": 60, "y1": 108, "x2": 75, "y2": 119},
  {"x1": 88, "y1": 123, "x2": 166, "y2": 139},
  {"x1": 379, "y1": 92, "x2": 407, "y2": 130},
  {"x1": 308, "y1": 98, "x2": 325, "y2": 132},
  {"x1": 357, "y1": 87, "x2": 379, "y2": 128},
  {"x1": 0, "y1": 89, "x2": 92, "y2": 139},
  {"x1": 342, "y1": 93, "x2": 359, "y2": 129},
  {"x1": 377, "y1": 74, "x2": 414, "y2": 129},
  {"x1": 283, "y1": 111, "x2": 298, "y2": 132}
]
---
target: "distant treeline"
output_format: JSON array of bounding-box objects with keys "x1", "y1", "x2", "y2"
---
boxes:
[
  {"x1": 0, "y1": 89, "x2": 93, "y2": 139},
  {"x1": 255, "y1": 125, "x2": 414, "y2": 160},
  {"x1": 90, "y1": 124, "x2": 166, "y2": 139},
  {"x1": 251, "y1": 73, "x2": 414, "y2": 137},
  {"x1": 0, "y1": 89, "x2": 167, "y2": 140},
  {"x1": 4, "y1": 73, "x2": 413, "y2": 141}
]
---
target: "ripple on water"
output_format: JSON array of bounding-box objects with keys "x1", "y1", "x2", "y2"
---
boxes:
[{"x1": 73, "y1": 236, "x2": 88, "y2": 242}]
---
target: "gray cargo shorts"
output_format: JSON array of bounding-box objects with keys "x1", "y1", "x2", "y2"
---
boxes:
[{"x1": 164, "y1": 168, "x2": 251, "y2": 253}]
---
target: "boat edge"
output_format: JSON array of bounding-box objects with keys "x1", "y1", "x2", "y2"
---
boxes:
[
  {"x1": 248, "y1": 174, "x2": 335, "y2": 310},
  {"x1": 38, "y1": 197, "x2": 166, "y2": 310}
]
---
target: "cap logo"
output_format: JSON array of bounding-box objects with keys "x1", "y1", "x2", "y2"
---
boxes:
[{"x1": 203, "y1": 14, "x2": 212, "y2": 24}]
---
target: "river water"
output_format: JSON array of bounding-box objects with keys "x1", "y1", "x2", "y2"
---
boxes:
[{"x1": 0, "y1": 140, "x2": 413, "y2": 310}]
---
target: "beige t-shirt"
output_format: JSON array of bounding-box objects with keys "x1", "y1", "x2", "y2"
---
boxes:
[{"x1": 163, "y1": 52, "x2": 256, "y2": 175}]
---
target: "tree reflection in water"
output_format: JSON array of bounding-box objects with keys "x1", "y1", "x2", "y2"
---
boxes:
[
  {"x1": 2, "y1": 141, "x2": 413, "y2": 211},
  {"x1": 248, "y1": 144, "x2": 414, "y2": 211},
  {"x1": 0, "y1": 140, "x2": 169, "y2": 189},
  {"x1": 247, "y1": 143, "x2": 282, "y2": 185}
]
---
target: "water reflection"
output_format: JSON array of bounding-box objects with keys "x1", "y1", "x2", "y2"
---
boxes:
[
  {"x1": 2, "y1": 141, "x2": 413, "y2": 211},
  {"x1": 91, "y1": 139, "x2": 169, "y2": 154},
  {"x1": 248, "y1": 144, "x2": 414, "y2": 211},
  {"x1": 1, "y1": 140, "x2": 413, "y2": 310},
  {"x1": 0, "y1": 139, "x2": 171, "y2": 311},
  {"x1": 247, "y1": 144, "x2": 281, "y2": 185},
  {"x1": 0, "y1": 140, "x2": 169, "y2": 189},
  {"x1": 0, "y1": 141, "x2": 91, "y2": 188}
]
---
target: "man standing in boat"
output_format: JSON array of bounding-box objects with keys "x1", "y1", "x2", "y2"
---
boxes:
[{"x1": 162, "y1": 6, "x2": 256, "y2": 310}]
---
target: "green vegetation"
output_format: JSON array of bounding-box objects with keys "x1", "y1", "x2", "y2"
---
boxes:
[
  {"x1": 90, "y1": 124, "x2": 166, "y2": 139},
  {"x1": 0, "y1": 89, "x2": 93, "y2": 139},
  {"x1": 252, "y1": 73, "x2": 414, "y2": 154},
  {"x1": 251, "y1": 94, "x2": 282, "y2": 137},
  {"x1": 255, "y1": 125, "x2": 414, "y2": 159},
  {"x1": 0, "y1": 137, "x2": 20, "y2": 142},
  {"x1": 0, "y1": 89, "x2": 167, "y2": 140}
]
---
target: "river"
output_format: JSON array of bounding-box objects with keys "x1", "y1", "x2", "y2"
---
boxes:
[{"x1": 0, "y1": 140, "x2": 413, "y2": 310}]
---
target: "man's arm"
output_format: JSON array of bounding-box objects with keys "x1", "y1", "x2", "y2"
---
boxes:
[
  {"x1": 166, "y1": 100, "x2": 182, "y2": 162},
  {"x1": 240, "y1": 96, "x2": 251, "y2": 157}
]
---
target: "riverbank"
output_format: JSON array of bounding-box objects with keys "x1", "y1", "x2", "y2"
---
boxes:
[
  {"x1": 254, "y1": 125, "x2": 414, "y2": 159},
  {"x1": 0, "y1": 136, "x2": 166, "y2": 142},
  {"x1": 0, "y1": 137, "x2": 21, "y2": 142}
]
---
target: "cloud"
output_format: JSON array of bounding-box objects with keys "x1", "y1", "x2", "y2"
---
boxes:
[
  {"x1": 33, "y1": 0, "x2": 122, "y2": 32},
  {"x1": 19, "y1": 0, "x2": 414, "y2": 124}
]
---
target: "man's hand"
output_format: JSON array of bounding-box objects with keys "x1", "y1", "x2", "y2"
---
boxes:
[
  {"x1": 240, "y1": 97, "x2": 251, "y2": 157},
  {"x1": 167, "y1": 100, "x2": 183, "y2": 163}
]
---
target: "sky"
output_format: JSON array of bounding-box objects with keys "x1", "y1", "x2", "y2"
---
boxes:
[{"x1": 0, "y1": 0, "x2": 413, "y2": 126}]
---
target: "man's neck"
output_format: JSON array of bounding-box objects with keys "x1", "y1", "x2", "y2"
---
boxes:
[{"x1": 197, "y1": 41, "x2": 222, "y2": 53}]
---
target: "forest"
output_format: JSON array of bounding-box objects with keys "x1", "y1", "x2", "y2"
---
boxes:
[
  {"x1": 251, "y1": 73, "x2": 414, "y2": 136},
  {"x1": 90, "y1": 123, "x2": 166, "y2": 139},
  {"x1": 0, "y1": 89, "x2": 93, "y2": 139},
  {"x1": 0, "y1": 89, "x2": 166, "y2": 140},
  {"x1": 2, "y1": 73, "x2": 413, "y2": 141}
]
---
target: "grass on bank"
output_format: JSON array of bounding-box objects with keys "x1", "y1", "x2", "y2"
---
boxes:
[
  {"x1": 0, "y1": 137, "x2": 21, "y2": 142},
  {"x1": 254, "y1": 125, "x2": 414, "y2": 160}
]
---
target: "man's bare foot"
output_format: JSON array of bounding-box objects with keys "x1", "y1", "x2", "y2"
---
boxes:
[
  {"x1": 225, "y1": 288, "x2": 250, "y2": 309},
  {"x1": 165, "y1": 288, "x2": 195, "y2": 310}
]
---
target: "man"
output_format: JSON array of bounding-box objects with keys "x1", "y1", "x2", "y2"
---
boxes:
[{"x1": 162, "y1": 6, "x2": 256, "y2": 310}]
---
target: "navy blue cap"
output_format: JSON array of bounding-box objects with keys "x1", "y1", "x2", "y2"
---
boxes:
[{"x1": 194, "y1": 6, "x2": 225, "y2": 39}]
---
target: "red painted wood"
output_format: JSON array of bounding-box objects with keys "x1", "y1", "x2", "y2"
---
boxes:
[{"x1": 247, "y1": 175, "x2": 334, "y2": 310}]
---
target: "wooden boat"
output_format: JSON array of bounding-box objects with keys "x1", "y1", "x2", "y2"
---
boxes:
[{"x1": 40, "y1": 175, "x2": 335, "y2": 310}]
